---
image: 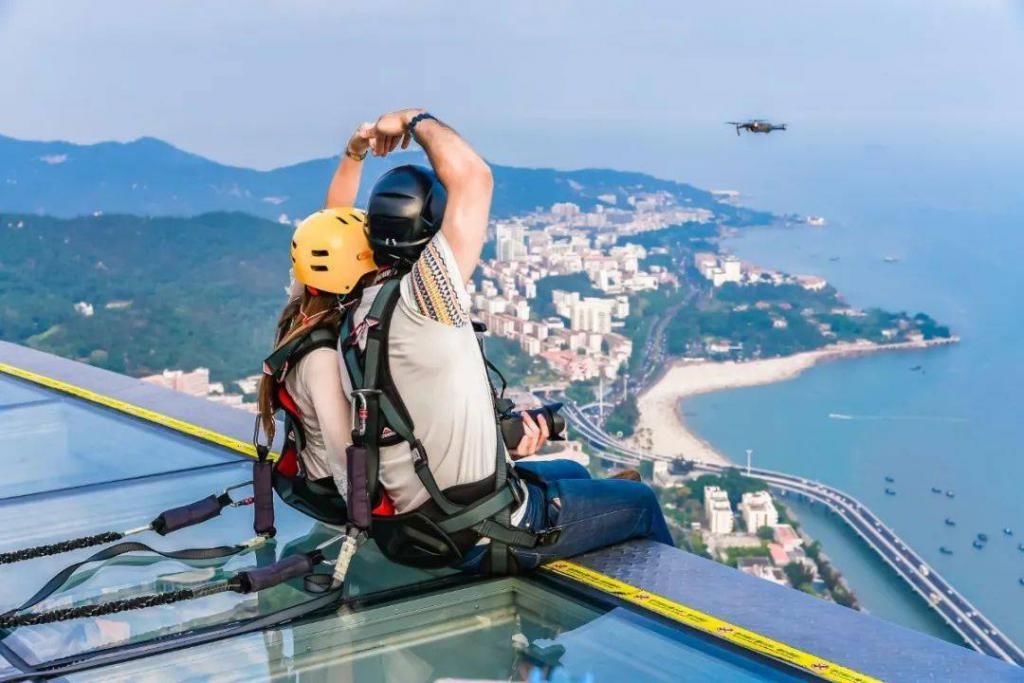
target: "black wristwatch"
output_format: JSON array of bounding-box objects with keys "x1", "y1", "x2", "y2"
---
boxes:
[{"x1": 408, "y1": 112, "x2": 438, "y2": 135}]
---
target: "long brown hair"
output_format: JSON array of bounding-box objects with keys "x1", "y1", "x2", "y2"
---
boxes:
[{"x1": 257, "y1": 288, "x2": 344, "y2": 446}]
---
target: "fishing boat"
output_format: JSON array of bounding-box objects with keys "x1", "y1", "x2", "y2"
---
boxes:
[
  {"x1": 939, "y1": 547, "x2": 953, "y2": 555},
  {"x1": 945, "y1": 518, "x2": 956, "y2": 527},
  {"x1": 946, "y1": 491, "x2": 955, "y2": 498},
  {"x1": 931, "y1": 487, "x2": 943, "y2": 494},
  {"x1": 885, "y1": 488, "x2": 897, "y2": 496},
  {"x1": 1003, "y1": 528, "x2": 1013, "y2": 536},
  {"x1": 973, "y1": 540, "x2": 985, "y2": 549},
  {"x1": 977, "y1": 533, "x2": 989, "y2": 543},
  {"x1": 885, "y1": 476, "x2": 895, "y2": 483}
]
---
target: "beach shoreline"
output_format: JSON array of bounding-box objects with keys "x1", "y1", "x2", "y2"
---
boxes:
[{"x1": 630, "y1": 338, "x2": 958, "y2": 466}]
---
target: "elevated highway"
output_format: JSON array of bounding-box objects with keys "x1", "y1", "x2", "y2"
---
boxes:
[{"x1": 563, "y1": 402, "x2": 1024, "y2": 666}]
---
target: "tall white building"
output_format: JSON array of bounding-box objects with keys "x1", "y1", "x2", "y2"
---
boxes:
[
  {"x1": 740, "y1": 491, "x2": 778, "y2": 532},
  {"x1": 723, "y1": 256, "x2": 742, "y2": 281},
  {"x1": 570, "y1": 297, "x2": 615, "y2": 334},
  {"x1": 552, "y1": 290, "x2": 581, "y2": 319},
  {"x1": 512, "y1": 298, "x2": 530, "y2": 320},
  {"x1": 613, "y1": 296, "x2": 630, "y2": 320},
  {"x1": 595, "y1": 268, "x2": 622, "y2": 293},
  {"x1": 704, "y1": 486, "x2": 734, "y2": 535},
  {"x1": 495, "y1": 223, "x2": 528, "y2": 262},
  {"x1": 699, "y1": 254, "x2": 744, "y2": 288}
]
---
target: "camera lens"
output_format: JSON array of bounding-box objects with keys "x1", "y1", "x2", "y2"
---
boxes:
[{"x1": 500, "y1": 403, "x2": 566, "y2": 450}]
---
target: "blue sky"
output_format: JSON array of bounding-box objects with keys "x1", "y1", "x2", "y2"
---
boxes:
[{"x1": 1, "y1": 0, "x2": 1022, "y2": 182}]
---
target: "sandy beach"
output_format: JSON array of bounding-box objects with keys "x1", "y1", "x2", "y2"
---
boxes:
[{"x1": 631, "y1": 338, "x2": 957, "y2": 466}]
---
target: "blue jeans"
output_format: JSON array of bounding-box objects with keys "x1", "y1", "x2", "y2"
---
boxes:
[{"x1": 459, "y1": 459, "x2": 674, "y2": 573}]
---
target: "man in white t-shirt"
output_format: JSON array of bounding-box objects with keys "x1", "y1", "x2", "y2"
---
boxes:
[{"x1": 327, "y1": 109, "x2": 672, "y2": 573}]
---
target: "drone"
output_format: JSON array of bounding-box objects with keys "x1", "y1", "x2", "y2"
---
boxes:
[{"x1": 726, "y1": 120, "x2": 787, "y2": 136}]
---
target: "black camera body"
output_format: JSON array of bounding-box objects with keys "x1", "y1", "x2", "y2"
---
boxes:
[{"x1": 499, "y1": 402, "x2": 566, "y2": 450}]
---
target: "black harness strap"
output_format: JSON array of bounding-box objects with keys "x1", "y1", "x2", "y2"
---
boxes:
[
  {"x1": 0, "y1": 550, "x2": 322, "y2": 630},
  {"x1": 342, "y1": 279, "x2": 538, "y2": 573},
  {"x1": 1, "y1": 487, "x2": 253, "y2": 565},
  {"x1": 265, "y1": 326, "x2": 338, "y2": 456},
  {"x1": 2, "y1": 540, "x2": 251, "y2": 619},
  {"x1": 486, "y1": 391, "x2": 512, "y2": 573}
]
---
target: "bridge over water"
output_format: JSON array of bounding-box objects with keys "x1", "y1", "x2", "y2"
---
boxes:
[{"x1": 563, "y1": 403, "x2": 1024, "y2": 667}]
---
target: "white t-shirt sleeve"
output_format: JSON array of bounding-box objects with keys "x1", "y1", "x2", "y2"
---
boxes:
[
  {"x1": 298, "y1": 348, "x2": 351, "y2": 494},
  {"x1": 400, "y1": 232, "x2": 472, "y2": 327}
]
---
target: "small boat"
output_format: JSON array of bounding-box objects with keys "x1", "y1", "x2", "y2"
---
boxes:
[
  {"x1": 939, "y1": 546, "x2": 953, "y2": 555},
  {"x1": 1020, "y1": 578, "x2": 1024, "y2": 586},
  {"x1": 829, "y1": 256, "x2": 840, "y2": 262},
  {"x1": 945, "y1": 518, "x2": 956, "y2": 527},
  {"x1": 910, "y1": 365, "x2": 923, "y2": 372},
  {"x1": 931, "y1": 487, "x2": 943, "y2": 494},
  {"x1": 946, "y1": 491, "x2": 955, "y2": 498},
  {"x1": 977, "y1": 533, "x2": 989, "y2": 543},
  {"x1": 1018, "y1": 543, "x2": 1024, "y2": 552},
  {"x1": 1003, "y1": 528, "x2": 1013, "y2": 536},
  {"x1": 885, "y1": 476, "x2": 895, "y2": 483},
  {"x1": 885, "y1": 488, "x2": 897, "y2": 496},
  {"x1": 973, "y1": 540, "x2": 985, "y2": 549},
  {"x1": 883, "y1": 256, "x2": 900, "y2": 263}
]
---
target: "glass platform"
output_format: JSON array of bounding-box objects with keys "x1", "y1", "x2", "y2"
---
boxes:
[{"x1": 0, "y1": 372, "x2": 808, "y2": 681}]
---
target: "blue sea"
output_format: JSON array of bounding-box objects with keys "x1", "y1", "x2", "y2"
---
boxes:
[{"x1": 670, "y1": 131, "x2": 1024, "y2": 645}]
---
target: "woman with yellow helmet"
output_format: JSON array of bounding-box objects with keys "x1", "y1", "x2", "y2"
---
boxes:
[{"x1": 255, "y1": 126, "x2": 378, "y2": 514}]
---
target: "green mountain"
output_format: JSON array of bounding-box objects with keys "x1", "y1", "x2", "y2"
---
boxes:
[
  {"x1": 0, "y1": 212, "x2": 287, "y2": 382},
  {"x1": 0, "y1": 133, "x2": 769, "y2": 224}
]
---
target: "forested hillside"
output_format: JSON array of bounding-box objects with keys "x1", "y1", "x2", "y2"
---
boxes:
[{"x1": 0, "y1": 212, "x2": 287, "y2": 381}]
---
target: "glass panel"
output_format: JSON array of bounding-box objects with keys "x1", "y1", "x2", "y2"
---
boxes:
[
  {"x1": 0, "y1": 374, "x2": 52, "y2": 408},
  {"x1": 0, "y1": 464, "x2": 450, "y2": 667},
  {"x1": 0, "y1": 391, "x2": 239, "y2": 499},
  {"x1": 66, "y1": 580, "x2": 803, "y2": 682}
]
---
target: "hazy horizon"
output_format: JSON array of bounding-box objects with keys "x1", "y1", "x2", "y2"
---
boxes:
[{"x1": 3, "y1": 0, "x2": 1023, "y2": 185}]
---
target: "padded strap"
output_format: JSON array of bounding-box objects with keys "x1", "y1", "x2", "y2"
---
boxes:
[
  {"x1": 265, "y1": 327, "x2": 337, "y2": 379},
  {"x1": 361, "y1": 279, "x2": 401, "y2": 392},
  {"x1": 339, "y1": 313, "x2": 363, "y2": 389},
  {"x1": 349, "y1": 279, "x2": 402, "y2": 507},
  {"x1": 438, "y1": 486, "x2": 516, "y2": 534}
]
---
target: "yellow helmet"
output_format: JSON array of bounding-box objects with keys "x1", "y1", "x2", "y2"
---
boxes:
[{"x1": 291, "y1": 208, "x2": 377, "y2": 295}]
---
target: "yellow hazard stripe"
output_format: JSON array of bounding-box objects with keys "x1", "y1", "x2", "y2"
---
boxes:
[
  {"x1": 543, "y1": 560, "x2": 883, "y2": 683},
  {"x1": 0, "y1": 361, "x2": 264, "y2": 459}
]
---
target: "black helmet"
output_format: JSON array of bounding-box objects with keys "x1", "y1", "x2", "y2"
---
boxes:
[{"x1": 366, "y1": 165, "x2": 447, "y2": 268}]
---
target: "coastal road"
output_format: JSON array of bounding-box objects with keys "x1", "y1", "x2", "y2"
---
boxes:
[
  {"x1": 561, "y1": 402, "x2": 1024, "y2": 667},
  {"x1": 631, "y1": 297, "x2": 693, "y2": 393}
]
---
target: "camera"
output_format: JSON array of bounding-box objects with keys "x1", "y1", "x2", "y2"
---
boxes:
[{"x1": 499, "y1": 402, "x2": 566, "y2": 450}]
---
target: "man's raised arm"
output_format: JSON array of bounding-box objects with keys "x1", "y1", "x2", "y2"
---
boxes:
[{"x1": 369, "y1": 109, "x2": 493, "y2": 282}]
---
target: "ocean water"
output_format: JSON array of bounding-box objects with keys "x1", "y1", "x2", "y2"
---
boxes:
[{"x1": 674, "y1": 135, "x2": 1024, "y2": 645}]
